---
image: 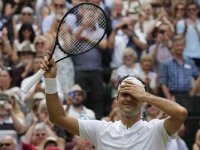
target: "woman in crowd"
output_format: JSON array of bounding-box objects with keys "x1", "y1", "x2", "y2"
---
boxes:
[
  {"x1": 0, "y1": 67, "x2": 14, "y2": 91},
  {"x1": 110, "y1": 47, "x2": 140, "y2": 97},
  {"x1": 136, "y1": 51, "x2": 158, "y2": 95},
  {"x1": 13, "y1": 22, "x2": 35, "y2": 54}
]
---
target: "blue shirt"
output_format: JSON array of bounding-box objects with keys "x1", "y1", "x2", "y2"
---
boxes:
[
  {"x1": 160, "y1": 57, "x2": 200, "y2": 92},
  {"x1": 176, "y1": 19, "x2": 200, "y2": 59}
]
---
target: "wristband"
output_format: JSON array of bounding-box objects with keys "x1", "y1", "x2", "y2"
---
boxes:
[{"x1": 44, "y1": 78, "x2": 57, "y2": 94}]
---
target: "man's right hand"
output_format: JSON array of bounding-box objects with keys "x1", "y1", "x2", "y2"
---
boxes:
[{"x1": 41, "y1": 53, "x2": 57, "y2": 78}]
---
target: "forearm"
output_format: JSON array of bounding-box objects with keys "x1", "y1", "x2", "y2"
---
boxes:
[
  {"x1": 143, "y1": 93, "x2": 187, "y2": 121},
  {"x1": 46, "y1": 93, "x2": 67, "y2": 124},
  {"x1": 10, "y1": 111, "x2": 25, "y2": 134},
  {"x1": 132, "y1": 36, "x2": 147, "y2": 50},
  {"x1": 107, "y1": 30, "x2": 116, "y2": 49},
  {"x1": 151, "y1": 44, "x2": 160, "y2": 65},
  {"x1": 98, "y1": 38, "x2": 107, "y2": 50},
  {"x1": 190, "y1": 76, "x2": 200, "y2": 96},
  {"x1": 23, "y1": 125, "x2": 35, "y2": 143}
]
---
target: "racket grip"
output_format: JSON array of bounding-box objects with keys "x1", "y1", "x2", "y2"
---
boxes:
[{"x1": 21, "y1": 69, "x2": 46, "y2": 94}]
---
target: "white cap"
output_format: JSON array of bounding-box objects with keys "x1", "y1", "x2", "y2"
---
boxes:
[
  {"x1": 21, "y1": 6, "x2": 33, "y2": 14},
  {"x1": 118, "y1": 76, "x2": 145, "y2": 91}
]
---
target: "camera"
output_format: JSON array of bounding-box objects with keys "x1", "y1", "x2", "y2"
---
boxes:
[
  {"x1": 121, "y1": 24, "x2": 128, "y2": 29},
  {"x1": 159, "y1": 29, "x2": 165, "y2": 34}
]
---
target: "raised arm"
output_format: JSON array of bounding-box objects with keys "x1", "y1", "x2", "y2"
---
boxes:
[
  {"x1": 41, "y1": 55, "x2": 79, "y2": 136},
  {"x1": 143, "y1": 93, "x2": 187, "y2": 136}
]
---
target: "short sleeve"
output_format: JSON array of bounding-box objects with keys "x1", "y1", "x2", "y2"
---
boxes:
[
  {"x1": 78, "y1": 119, "x2": 103, "y2": 146},
  {"x1": 150, "y1": 119, "x2": 171, "y2": 142}
]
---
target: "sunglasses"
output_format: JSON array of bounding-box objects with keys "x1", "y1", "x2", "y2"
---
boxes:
[
  {"x1": 35, "y1": 133, "x2": 46, "y2": 137},
  {"x1": 54, "y1": 3, "x2": 65, "y2": 8},
  {"x1": 22, "y1": 13, "x2": 32, "y2": 16},
  {"x1": 124, "y1": 55, "x2": 133, "y2": 58},
  {"x1": 0, "y1": 143, "x2": 12, "y2": 147},
  {"x1": 176, "y1": 7, "x2": 185, "y2": 11},
  {"x1": 35, "y1": 42, "x2": 44, "y2": 46},
  {"x1": 187, "y1": 7, "x2": 197, "y2": 11}
]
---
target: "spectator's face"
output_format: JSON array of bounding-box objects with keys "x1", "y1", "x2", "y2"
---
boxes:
[
  {"x1": 187, "y1": 4, "x2": 198, "y2": 17},
  {"x1": 22, "y1": 28, "x2": 32, "y2": 38},
  {"x1": 19, "y1": 52, "x2": 34, "y2": 64},
  {"x1": 54, "y1": 0, "x2": 65, "y2": 14},
  {"x1": 172, "y1": 39, "x2": 185, "y2": 56},
  {"x1": 158, "y1": 24, "x2": 170, "y2": 38},
  {"x1": 175, "y1": 4, "x2": 185, "y2": 18},
  {"x1": 0, "y1": 137, "x2": 16, "y2": 150},
  {"x1": 33, "y1": 130, "x2": 47, "y2": 145},
  {"x1": 140, "y1": 59, "x2": 152, "y2": 72},
  {"x1": 146, "y1": 104, "x2": 160, "y2": 117},
  {"x1": 21, "y1": 11, "x2": 32, "y2": 23},
  {"x1": 123, "y1": 52, "x2": 134, "y2": 66},
  {"x1": 112, "y1": 0, "x2": 123, "y2": 18},
  {"x1": 71, "y1": 91, "x2": 84, "y2": 107},
  {"x1": 34, "y1": 40, "x2": 45, "y2": 51},
  {"x1": 0, "y1": 70, "x2": 12, "y2": 90}
]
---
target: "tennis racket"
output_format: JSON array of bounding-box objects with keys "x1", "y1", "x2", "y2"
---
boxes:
[{"x1": 21, "y1": 2, "x2": 108, "y2": 94}]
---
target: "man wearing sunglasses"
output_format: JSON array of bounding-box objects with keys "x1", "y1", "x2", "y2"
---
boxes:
[
  {"x1": 176, "y1": 2, "x2": 200, "y2": 69},
  {"x1": 0, "y1": 135, "x2": 17, "y2": 150},
  {"x1": 42, "y1": 0, "x2": 66, "y2": 33}
]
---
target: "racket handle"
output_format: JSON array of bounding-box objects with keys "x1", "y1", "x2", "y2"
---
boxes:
[{"x1": 21, "y1": 69, "x2": 46, "y2": 94}]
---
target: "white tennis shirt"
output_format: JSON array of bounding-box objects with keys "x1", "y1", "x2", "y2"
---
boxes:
[{"x1": 79, "y1": 119, "x2": 171, "y2": 150}]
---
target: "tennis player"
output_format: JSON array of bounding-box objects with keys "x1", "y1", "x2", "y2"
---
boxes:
[{"x1": 41, "y1": 56, "x2": 187, "y2": 150}]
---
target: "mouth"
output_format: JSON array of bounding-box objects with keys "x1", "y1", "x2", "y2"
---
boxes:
[{"x1": 123, "y1": 103, "x2": 137, "y2": 107}]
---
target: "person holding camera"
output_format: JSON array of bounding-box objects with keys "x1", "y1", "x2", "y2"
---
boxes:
[
  {"x1": 148, "y1": 22, "x2": 173, "y2": 74},
  {"x1": 0, "y1": 92, "x2": 25, "y2": 140},
  {"x1": 108, "y1": 16, "x2": 147, "y2": 68}
]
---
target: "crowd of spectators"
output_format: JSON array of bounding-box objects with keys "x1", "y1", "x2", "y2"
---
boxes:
[{"x1": 0, "y1": 0, "x2": 200, "y2": 149}]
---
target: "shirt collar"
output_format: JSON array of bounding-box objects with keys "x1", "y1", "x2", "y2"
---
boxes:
[{"x1": 119, "y1": 119, "x2": 144, "y2": 131}]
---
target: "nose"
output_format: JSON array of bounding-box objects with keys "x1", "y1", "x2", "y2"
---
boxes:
[{"x1": 126, "y1": 94, "x2": 133, "y2": 100}]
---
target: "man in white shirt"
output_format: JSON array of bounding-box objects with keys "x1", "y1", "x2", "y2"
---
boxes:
[
  {"x1": 67, "y1": 84, "x2": 95, "y2": 120},
  {"x1": 41, "y1": 56, "x2": 188, "y2": 150}
]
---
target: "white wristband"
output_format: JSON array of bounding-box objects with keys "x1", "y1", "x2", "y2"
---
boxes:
[{"x1": 44, "y1": 78, "x2": 57, "y2": 94}]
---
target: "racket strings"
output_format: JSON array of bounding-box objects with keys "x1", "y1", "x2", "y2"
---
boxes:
[
  {"x1": 60, "y1": 6, "x2": 100, "y2": 51},
  {"x1": 58, "y1": 4, "x2": 107, "y2": 54}
]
